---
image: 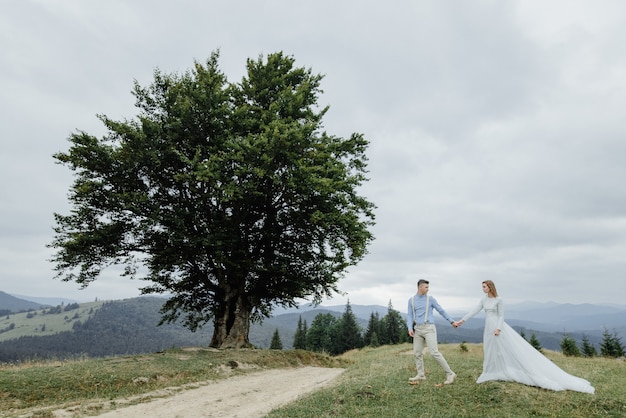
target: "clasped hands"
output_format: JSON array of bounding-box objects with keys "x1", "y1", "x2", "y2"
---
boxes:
[{"x1": 452, "y1": 320, "x2": 501, "y2": 336}]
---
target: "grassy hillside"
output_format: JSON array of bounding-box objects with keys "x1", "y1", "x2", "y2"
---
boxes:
[
  {"x1": 0, "y1": 343, "x2": 622, "y2": 418},
  {"x1": 0, "y1": 300, "x2": 105, "y2": 342},
  {"x1": 0, "y1": 298, "x2": 211, "y2": 362},
  {"x1": 268, "y1": 344, "x2": 623, "y2": 418}
]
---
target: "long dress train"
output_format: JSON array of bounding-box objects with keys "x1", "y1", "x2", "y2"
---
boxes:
[{"x1": 461, "y1": 296, "x2": 594, "y2": 394}]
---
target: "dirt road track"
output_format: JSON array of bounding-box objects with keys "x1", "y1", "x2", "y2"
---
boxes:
[{"x1": 51, "y1": 366, "x2": 344, "y2": 417}]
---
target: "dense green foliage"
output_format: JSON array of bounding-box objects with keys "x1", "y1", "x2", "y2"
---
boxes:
[
  {"x1": 306, "y1": 312, "x2": 338, "y2": 353},
  {"x1": 297, "y1": 301, "x2": 408, "y2": 355},
  {"x1": 362, "y1": 300, "x2": 409, "y2": 347},
  {"x1": 50, "y1": 51, "x2": 375, "y2": 349}
]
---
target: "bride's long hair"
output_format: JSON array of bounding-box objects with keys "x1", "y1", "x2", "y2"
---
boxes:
[{"x1": 483, "y1": 280, "x2": 498, "y2": 297}]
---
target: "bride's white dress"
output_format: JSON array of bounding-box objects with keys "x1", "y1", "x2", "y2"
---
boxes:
[{"x1": 461, "y1": 296, "x2": 595, "y2": 394}]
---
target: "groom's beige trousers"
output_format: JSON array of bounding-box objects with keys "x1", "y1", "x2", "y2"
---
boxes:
[{"x1": 412, "y1": 324, "x2": 454, "y2": 377}]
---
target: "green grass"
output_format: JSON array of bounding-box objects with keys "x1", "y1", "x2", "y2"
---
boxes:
[
  {"x1": 1, "y1": 343, "x2": 624, "y2": 417},
  {"x1": 267, "y1": 343, "x2": 625, "y2": 418}
]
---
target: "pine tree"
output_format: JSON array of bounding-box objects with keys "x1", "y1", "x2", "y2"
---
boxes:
[
  {"x1": 334, "y1": 301, "x2": 363, "y2": 355},
  {"x1": 529, "y1": 333, "x2": 543, "y2": 352},
  {"x1": 600, "y1": 328, "x2": 625, "y2": 358},
  {"x1": 302, "y1": 320, "x2": 308, "y2": 347},
  {"x1": 600, "y1": 328, "x2": 614, "y2": 357},
  {"x1": 580, "y1": 334, "x2": 597, "y2": 357},
  {"x1": 381, "y1": 300, "x2": 405, "y2": 344},
  {"x1": 369, "y1": 331, "x2": 380, "y2": 348},
  {"x1": 364, "y1": 312, "x2": 381, "y2": 347},
  {"x1": 613, "y1": 332, "x2": 625, "y2": 357},
  {"x1": 293, "y1": 315, "x2": 307, "y2": 349},
  {"x1": 560, "y1": 334, "x2": 580, "y2": 356},
  {"x1": 270, "y1": 328, "x2": 283, "y2": 350}
]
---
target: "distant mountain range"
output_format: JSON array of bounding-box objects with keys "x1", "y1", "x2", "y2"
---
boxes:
[
  {"x1": 1, "y1": 290, "x2": 624, "y2": 362},
  {"x1": 0, "y1": 291, "x2": 46, "y2": 313},
  {"x1": 275, "y1": 300, "x2": 626, "y2": 333},
  {"x1": 501, "y1": 301, "x2": 626, "y2": 333},
  {"x1": 8, "y1": 293, "x2": 81, "y2": 307}
]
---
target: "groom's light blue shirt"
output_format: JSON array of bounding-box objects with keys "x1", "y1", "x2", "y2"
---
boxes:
[{"x1": 407, "y1": 294, "x2": 454, "y2": 331}]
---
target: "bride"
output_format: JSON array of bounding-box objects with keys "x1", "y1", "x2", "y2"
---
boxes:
[{"x1": 455, "y1": 280, "x2": 594, "y2": 394}]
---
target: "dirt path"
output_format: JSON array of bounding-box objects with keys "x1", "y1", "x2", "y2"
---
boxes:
[{"x1": 51, "y1": 367, "x2": 344, "y2": 418}]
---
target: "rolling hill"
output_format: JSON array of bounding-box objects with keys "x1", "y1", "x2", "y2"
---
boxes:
[
  {"x1": 1, "y1": 291, "x2": 624, "y2": 363},
  {"x1": 0, "y1": 291, "x2": 47, "y2": 314}
]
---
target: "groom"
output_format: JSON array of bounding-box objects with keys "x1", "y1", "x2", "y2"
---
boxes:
[{"x1": 406, "y1": 279, "x2": 457, "y2": 385}]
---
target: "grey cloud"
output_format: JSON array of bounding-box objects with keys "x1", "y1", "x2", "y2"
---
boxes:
[{"x1": 1, "y1": 0, "x2": 625, "y2": 308}]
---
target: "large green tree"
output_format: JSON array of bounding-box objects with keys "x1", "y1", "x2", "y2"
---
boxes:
[{"x1": 49, "y1": 51, "x2": 375, "y2": 349}]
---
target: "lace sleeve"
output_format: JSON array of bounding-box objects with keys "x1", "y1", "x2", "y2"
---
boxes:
[{"x1": 495, "y1": 298, "x2": 504, "y2": 330}]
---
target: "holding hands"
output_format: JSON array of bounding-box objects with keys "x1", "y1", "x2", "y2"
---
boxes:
[
  {"x1": 452, "y1": 319, "x2": 501, "y2": 336},
  {"x1": 452, "y1": 319, "x2": 500, "y2": 336}
]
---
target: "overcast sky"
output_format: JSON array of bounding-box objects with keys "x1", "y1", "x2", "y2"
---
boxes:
[{"x1": 2, "y1": 0, "x2": 625, "y2": 312}]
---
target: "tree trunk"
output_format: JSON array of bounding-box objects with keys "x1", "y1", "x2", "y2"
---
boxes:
[{"x1": 209, "y1": 292, "x2": 254, "y2": 349}]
